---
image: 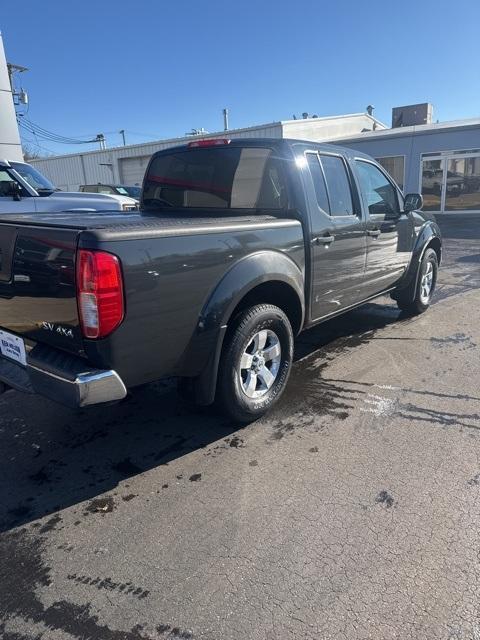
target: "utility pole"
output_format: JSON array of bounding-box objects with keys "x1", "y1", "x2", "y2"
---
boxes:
[
  {"x1": 96, "y1": 133, "x2": 106, "y2": 150},
  {"x1": 7, "y1": 62, "x2": 29, "y2": 107},
  {"x1": 223, "y1": 108, "x2": 229, "y2": 131},
  {"x1": 119, "y1": 129, "x2": 126, "y2": 146}
]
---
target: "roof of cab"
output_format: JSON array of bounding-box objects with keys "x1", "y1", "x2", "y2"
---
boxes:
[{"x1": 149, "y1": 137, "x2": 375, "y2": 162}]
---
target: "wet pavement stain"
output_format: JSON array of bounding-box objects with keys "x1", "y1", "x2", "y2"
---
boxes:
[
  {"x1": 266, "y1": 306, "x2": 407, "y2": 436},
  {"x1": 249, "y1": 460, "x2": 258, "y2": 467},
  {"x1": 228, "y1": 436, "x2": 244, "y2": 448},
  {"x1": 38, "y1": 514, "x2": 62, "y2": 534},
  {"x1": 28, "y1": 467, "x2": 51, "y2": 485},
  {"x1": 157, "y1": 625, "x2": 194, "y2": 638},
  {"x1": 84, "y1": 496, "x2": 116, "y2": 515},
  {"x1": 467, "y1": 473, "x2": 480, "y2": 486},
  {"x1": 6, "y1": 505, "x2": 33, "y2": 528},
  {"x1": 271, "y1": 421, "x2": 296, "y2": 441},
  {"x1": 67, "y1": 574, "x2": 150, "y2": 599},
  {"x1": 111, "y1": 458, "x2": 143, "y2": 477},
  {"x1": 0, "y1": 528, "x2": 173, "y2": 640},
  {"x1": 69, "y1": 429, "x2": 109, "y2": 450},
  {"x1": 152, "y1": 437, "x2": 190, "y2": 462},
  {"x1": 376, "y1": 490, "x2": 394, "y2": 508},
  {"x1": 430, "y1": 333, "x2": 476, "y2": 349}
]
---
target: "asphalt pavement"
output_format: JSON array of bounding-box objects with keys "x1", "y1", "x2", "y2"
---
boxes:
[{"x1": 1, "y1": 216, "x2": 479, "y2": 640}]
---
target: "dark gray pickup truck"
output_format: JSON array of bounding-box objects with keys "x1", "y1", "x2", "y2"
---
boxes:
[{"x1": 0, "y1": 138, "x2": 441, "y2": 422}]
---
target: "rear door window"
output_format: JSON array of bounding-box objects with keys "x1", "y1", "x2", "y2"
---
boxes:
[
  {"x1": 319, "y1": 155, "x2": 354, "y2": 216},
  {"x1": 306, "y1": 153, "x2": 330, "y2": 213},
  {"x1": 143, "y1": 146, "x2": 288, "y2": 210}
]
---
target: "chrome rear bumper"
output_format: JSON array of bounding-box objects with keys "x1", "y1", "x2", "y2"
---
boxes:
[{"x1": 0, "y1": 353, "x2": 127, "y2": 407}]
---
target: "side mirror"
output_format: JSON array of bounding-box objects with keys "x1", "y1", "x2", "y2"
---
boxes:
[{"x1": 404, "y1": 193, "x2": 423, "y2": 213}]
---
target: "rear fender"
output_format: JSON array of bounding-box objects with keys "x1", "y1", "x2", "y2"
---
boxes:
[{"x1": 182, "y1": 251, "x2": 305, "y2": 404}]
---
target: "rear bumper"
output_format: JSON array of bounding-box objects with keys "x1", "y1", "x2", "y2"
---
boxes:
[{"x1": 0, "y1": 351, "x2": 127, "y2": 408}]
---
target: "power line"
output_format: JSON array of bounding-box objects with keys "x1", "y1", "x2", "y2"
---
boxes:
[{"x1": 19, "y1": 118, "x2": 99, "y2": 145}]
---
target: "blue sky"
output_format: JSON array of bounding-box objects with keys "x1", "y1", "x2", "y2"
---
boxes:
[{"x1": 2, "y1": 0, "x2": 479, "y2": 155}]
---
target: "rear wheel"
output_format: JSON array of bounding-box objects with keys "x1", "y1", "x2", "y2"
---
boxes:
[
  {"x1": 217, "y1": 304, "x2": 293, "y2": 423},
  {"x1": 396, "y1": 248, "x2": 438, "y2": 315}
]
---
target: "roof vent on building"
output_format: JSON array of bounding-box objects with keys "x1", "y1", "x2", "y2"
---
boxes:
[{"x1": 392, "y1": 103, "x2": 433, "y2": 128}]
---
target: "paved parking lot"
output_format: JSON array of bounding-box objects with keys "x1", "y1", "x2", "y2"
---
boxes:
[{"x1": 1, "y1": 217, "x2": 479, "y2": 640}]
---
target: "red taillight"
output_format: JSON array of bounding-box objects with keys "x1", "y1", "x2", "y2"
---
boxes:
[
  {"x1": 76, "y1": 250, "x2": 124, "y2": 339},
  {"x1": 187, "y1": 139, "x2": 231, "y2": 148}
]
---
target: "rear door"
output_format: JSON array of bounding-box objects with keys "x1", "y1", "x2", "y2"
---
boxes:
[
  {"x1": 304, "y1": 151, "x2": 367, "y2": 321},
  {"x1": 353, "y1": 159, "x2": 414, "y2": 296}
]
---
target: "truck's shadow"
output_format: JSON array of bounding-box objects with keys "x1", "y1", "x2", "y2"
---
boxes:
[{"x1": 0, "y1": 300, "x2": 416, "y2": 533}]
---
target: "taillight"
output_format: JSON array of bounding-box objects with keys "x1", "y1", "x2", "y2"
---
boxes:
[{"x1": 76, "y1": 249, "x2": 124, "y2": 339}]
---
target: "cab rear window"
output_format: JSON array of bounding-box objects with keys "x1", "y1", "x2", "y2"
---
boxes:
[{"x1": 143, "y1": 147, "x2": 288, "y2": 210}]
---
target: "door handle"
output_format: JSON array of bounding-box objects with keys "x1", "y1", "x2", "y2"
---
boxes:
[
  {"x1": 314, "y1": 234, "x2": 335, "y2": 245},
  {"x1": 367, "y1": 228, "x2": 381, "y2": 238}
]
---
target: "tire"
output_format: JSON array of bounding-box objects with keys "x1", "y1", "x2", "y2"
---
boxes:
[
  {"x1": 217, "y1": 304, "x2": 293, "y2": 423},
  {"x1": 396, "y1": 248, "x2": 438, "y2": 315}
]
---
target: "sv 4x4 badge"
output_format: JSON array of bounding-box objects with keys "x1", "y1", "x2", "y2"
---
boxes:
[{"x1": 41, "y1": 322, "x2": 74, "y2": 339}]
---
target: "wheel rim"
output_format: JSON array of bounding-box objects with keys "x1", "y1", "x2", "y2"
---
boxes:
[
  {"x1": 420, "y1": 260, "x2": 434, "y2": 304},
  {"x1": 239, "y1": 329, "x2": 282, "y2": 398}
]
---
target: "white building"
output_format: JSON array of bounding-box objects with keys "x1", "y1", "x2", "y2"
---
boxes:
[
  {"x1": 31, "y1": 113, "x2": 385, "y2": 190},
  {"x1": 0, "y1": 33, "x2": 23, "y2": 162}
]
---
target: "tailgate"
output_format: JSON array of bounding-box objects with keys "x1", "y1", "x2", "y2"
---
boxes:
[{"x1": 0, "y1": 224, "x2": 84, "y2": 355}]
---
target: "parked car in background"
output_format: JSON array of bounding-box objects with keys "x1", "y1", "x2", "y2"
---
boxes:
[
  {"x1": 0, "y1": 160, "x2": 138, "y2": 213},
  {"x1": 0, "y1": 139, "x2": 441, "y2": 423},
  {"x1": 79, "y1": 183, "x2": 141, "y2": 202}
]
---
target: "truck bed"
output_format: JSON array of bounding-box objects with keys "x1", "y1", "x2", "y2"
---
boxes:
[
  {"x1": 0, "y1": 210, "x2": 299, "y2": 239},
  {"x1": 0, "y1": 209, "x2": 303, "y2": 389}
]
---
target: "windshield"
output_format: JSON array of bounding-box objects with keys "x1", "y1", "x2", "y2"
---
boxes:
[
  {"x1": 143, "y1": 147, "x2": 287, "y2": 210},
  {"x1": 11, "y1": 162, "x2": 56, "y2": 192},
  {"x1": 121, "y1": 185, "x2": 141, "y2": 199}
]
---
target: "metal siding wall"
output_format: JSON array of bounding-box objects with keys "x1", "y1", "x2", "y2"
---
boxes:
[
  {"x1": 29, "y1": 124, "x2": 283, "y2": 190},
  {"x1": 32, "y1": 155, "x2": 85, "y2": 191},
  {"x1": 338, "y1": 127, "x2": 480, "y2": 194},
  {"x1": 119, "y1": 156, "x2": 151, "y2": 184}
]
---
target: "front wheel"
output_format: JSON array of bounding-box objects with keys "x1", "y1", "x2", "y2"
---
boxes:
[
  {"x1": 217, "y1": 304, "x2": 293, "y2": 423},
  {"x1": 396, "y1": 248, "x2": 438, "y2": 315}
]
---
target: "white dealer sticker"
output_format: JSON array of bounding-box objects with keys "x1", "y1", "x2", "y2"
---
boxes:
[{"x1": 0, "y1": 330, "x2": 27, "y2": 366}]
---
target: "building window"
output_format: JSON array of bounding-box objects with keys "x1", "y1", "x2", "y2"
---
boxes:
[
  {"x1": 375, "y1": 156, "x2": 405, "y2": 190},
  {"x1": 420, "y1": 152, "x2": 480, "y2": 213},
  {"x1": 421, "y1": 159, "x2": 444, "y2": 211},
  {"x1": 445, "y1": 156, "x2": 480, "y2": 211}
]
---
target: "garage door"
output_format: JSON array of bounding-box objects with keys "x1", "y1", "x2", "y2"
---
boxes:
[{"x1": 119, "y1": 155, "x2": 151, "y2": 185}]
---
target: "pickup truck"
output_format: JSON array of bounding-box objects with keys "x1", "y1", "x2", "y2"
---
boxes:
[
  {"x1": 0, "y1": 160, "x2": 138, "y2": 213},
  {"x1": 79, "y1": 183, "x2": 142, "y2": 202},
  {"x1": 0, "y1": 138, "x2": 441, "y2": 422}
]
